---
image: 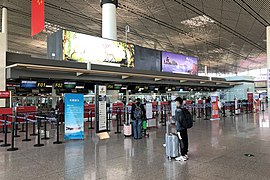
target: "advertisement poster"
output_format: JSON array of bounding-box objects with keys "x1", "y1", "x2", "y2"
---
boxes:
[
  {"x1": 171, "y1": 101, "x2": 176, "y2": 116},
  {"x1": 247, "y1": 92, "x2": 253, "y2": 111},
  {"x1": 62, "y1": 30, "x2": 135, "y2": 68},
  {"x1": 98, "y1": 101, "x2": 107, "y2": 131},
  {"x1": 64, "y1": 94, "x2": 84, "y2": 140},
  {"x1": 162, "y1": 51, "x2": 198, "y2": 75},
  {"x1": 146, "y1": 103, "x2": 153, "y2": 119},
  {"x1": 210, "y1": 95, "x2": 220, "y2": 120}
]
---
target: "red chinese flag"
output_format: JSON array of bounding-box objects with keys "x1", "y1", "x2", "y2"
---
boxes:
[{"x1": 31, "y1": 0, "x2": 45, "y2": 36}]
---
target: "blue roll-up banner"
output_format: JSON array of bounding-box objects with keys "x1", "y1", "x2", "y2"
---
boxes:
[{"x1": 64, "y1": 94, "x2": 84, "y2": 140}]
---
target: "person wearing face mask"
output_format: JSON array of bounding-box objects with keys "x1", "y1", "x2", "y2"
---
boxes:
[{"x1": 175, "y1": 97, "x2": 189, "y2": 161}]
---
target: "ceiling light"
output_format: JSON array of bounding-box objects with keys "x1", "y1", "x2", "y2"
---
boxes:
[{"x1": 181, "y1": 15, "x2": 214, "y2": 27}]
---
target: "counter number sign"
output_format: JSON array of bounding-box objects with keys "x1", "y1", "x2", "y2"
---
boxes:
[
  {"x1": 55, "y1": 82, "x2": 63, "y2": 89},
  {"x1": 37, "y1": 82, "x2": 46, "y2": 88}
]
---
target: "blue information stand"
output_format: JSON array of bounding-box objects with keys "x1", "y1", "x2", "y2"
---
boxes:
[{"x1": 64, "y1": 94, "x2": 84, "y2": 140}]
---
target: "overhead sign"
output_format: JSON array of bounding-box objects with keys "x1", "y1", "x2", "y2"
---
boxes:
[
  {"x1": 64, "y1": 94, "x2": 84, "y2": 140},
  {"x1": 20, "y1": 81, "x2": 37, "y2": 89},
  {"x1": 0, "y1": 91, "x2": 10, "y2": 98},
  {"x1": 37, "y1": 82, "x2": 46, "y2": 88},
  {"x1": 54, "y1": 82, "x2": 63, "y2": 89}
]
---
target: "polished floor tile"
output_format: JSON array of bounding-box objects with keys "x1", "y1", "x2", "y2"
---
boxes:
[{"x1": 0, "y1": 110, "x2": 270, "y2": 179}]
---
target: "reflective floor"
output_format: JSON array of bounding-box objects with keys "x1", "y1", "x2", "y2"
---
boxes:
[{"x1": 0, "y1": 111, "x2": 270, "y2": 180}]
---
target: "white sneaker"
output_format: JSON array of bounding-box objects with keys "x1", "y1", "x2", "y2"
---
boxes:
[
  {"x1": 185, "y1": 155, "x2": 189, "y2": 160},
  {"x1": 175, "y1": 156, "x2": 187, "y2": 161}
]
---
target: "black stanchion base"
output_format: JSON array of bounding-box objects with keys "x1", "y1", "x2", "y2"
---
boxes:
[
  {"x1": 115, "y1": 132, "x2": 121, "y2": 134},
  {"x1": 197, "y1": 116, "x2": 201, "y2": 118},
  {"x1": 7, "y1": 147, "x2": 19, "y2": 151},
  {"x1": 53, "y1": 141, "x2": 63, "y2": 144},
  {"x1": 41, "y1": 137, "x2": 50, "y2": 140},
  {"x1": 19, "y1": 130, "x2": 26, "y2": 133},
  {"x1": 34, "y1": 144, "x2": 44, "y2": 147},
  {"x1": 30, "y1": 133, "x2": 38, "y2": 136},
  {"x1": 22, "y1": 139, "x2": 31, "y2": 142},
  {"x1": 6, "y1": 131, "x2": 11, "y2": 134},
  {"x1": 1, "y1": 144, "x2": 11, "y2": 147},
  {"x1": 14, "y1": 135, "x2": 20, "y2": 138},
  {"x1": 88, "y1": 127, "x2": 95, "y2": 130}
]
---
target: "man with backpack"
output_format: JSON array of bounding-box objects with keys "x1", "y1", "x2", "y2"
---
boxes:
[
  {"x1": 131, "y1": 98, "x2": 146, "y2": 139},
  {"x1": 175, "y1": 97, "x2": 193, "y2": 161}
]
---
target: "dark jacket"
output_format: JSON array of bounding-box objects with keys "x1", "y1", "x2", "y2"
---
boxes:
[
  {"x1": 131, "y1": 102, "x2": 146, "y2": 120},
  {"x1": 175, "y1": 107, "x2": 186, "y2": 131}
]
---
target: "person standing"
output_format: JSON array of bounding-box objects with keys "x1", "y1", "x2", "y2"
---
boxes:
[
  {"x1": 131, "y1": 98, "x2": 146, "y2": 139},
  {"x1": 175, "y1": 97, "x2": 189, "y2": 161}
]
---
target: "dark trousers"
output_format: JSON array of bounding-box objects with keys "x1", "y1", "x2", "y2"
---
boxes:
[{"x1": 179, "y1": 129, "x2": 189, "y2": 156}]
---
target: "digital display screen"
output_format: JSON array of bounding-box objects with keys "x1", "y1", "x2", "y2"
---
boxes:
[
  {"x1": 64, "y1": 82, "x2": 76, "y2": 89},
  {"x1": 162, "y1": 52, "x2": 198, "y2": 75},
  {"x1": 20, "y1": 81, "x2": 37, "y2": 89},
  {"x1": 135, "y1": 46, "x2": 161, "y2": 71},
  {"x1": 63, "y1": 30, "x2": 135, "y2": 68}
]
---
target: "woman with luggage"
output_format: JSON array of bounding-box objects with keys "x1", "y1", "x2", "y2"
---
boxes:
[{"x1": 175, "y1": 97, "x2": 189, "y2": 161}]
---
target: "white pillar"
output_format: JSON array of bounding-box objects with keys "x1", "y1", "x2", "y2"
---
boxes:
[
  {"x1": 102, "y1": 2, "x2": 117, "y2": 40},
  {"x1": 0, "y1": 7, "x2": 8, "y2": 107},
  {"x1": 267, "y1": 27, "x2": 270, "y2": 99}
]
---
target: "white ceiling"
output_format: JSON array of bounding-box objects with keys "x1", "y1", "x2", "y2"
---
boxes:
[{"x1": 1, "y1": 0, "x2": 269, "y2": 74}]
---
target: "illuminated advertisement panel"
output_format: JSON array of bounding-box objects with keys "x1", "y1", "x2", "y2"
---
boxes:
[
  {"x1": 162, "y1": 51, "x2": 198, "y2": 75},
  {"x1": 62, "y1": 30, "x2": 134, "y2": 68}
]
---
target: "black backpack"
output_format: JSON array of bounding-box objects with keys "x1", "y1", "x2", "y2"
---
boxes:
[{"x1": 181, "y1": 108, "x2": 193, "y2": 129}]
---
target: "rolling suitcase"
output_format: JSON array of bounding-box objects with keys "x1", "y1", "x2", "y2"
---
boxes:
[
  {"x1": 165, "y1": 116, "x2": 179, "y2": 160},
  {"x1": 124, "y1": 124, "x2": 132, "y2": 137},
  {"x1": 124, "y1": 111, "x2": 132, "y2": 137}
]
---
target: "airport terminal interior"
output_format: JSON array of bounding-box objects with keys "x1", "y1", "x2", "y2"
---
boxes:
[{"x1": 1, "y1": 0, "x2": 270, "y2": 179}]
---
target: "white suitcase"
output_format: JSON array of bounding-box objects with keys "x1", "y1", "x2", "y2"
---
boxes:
[{"x1": 123, "y1": 124, "x2": 132, "y2": 137}]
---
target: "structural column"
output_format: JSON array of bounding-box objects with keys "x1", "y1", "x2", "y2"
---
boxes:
[
  {"x1": 267, "y1": 27, "x2": 270, "y2": 99},
  {"x1": 101, "y1": 0, "x2": 118, "y2": 41},
  {"x1": 0, "y1": 7, "x2": 8, "y2": 107}
]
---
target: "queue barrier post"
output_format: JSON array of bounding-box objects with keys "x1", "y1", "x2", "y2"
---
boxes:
[
  {"x1": 53, "y1": 116, "x2": 62, "y2": 144},
  {"x1": 14, "y1": 115, "x2": 20, "y2": 138},
  {"x1": 41, "y1": 116, "x2": 50, "y2": 140},
  {"x1": 197, "y1": 104, "x2": 202, "y2": 118},
  {"x1": 163, "y1": 108, "x2": 167, "y2": 126},
  {"x1": 86, "y1": 109, "x2": 90, "y2": 123},
  {"x1": 34, "y1": 117, "x2": 44, "y2": 147},
  {"x1": 1, "y1": 115, "x2": 11, "y2": 147},
  {"x1": 230, "y1": 103, "x2": 234, "y2": 116},
  {"x1": 7, "y1": 122, "x2": 19, "y2": 151},
  {"x1": 204, "y1": 103, "x2": 209, "y2": 120},
  {"x1": 22, "y1": 116, "x2": 31, "y2": 142},
  {"x1": 89, "y1": 110, "x2": 94, "y2": 129},
  {"x1": 115, "y1": 108, "x2": 121, "y2": 134},
  {"x1": 222, "y1": 104, "x2": 227, "y2": 117},
  {"x1": 19, "y1": 114, "x2": 26, "y2": 133}
]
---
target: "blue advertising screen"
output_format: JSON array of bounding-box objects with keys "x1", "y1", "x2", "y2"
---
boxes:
[
  {"x1": 64, "y1": 94, "x2": 84, "y2": 140},
  {"x1": 162, "y1": 51, "x2": 198, "y2": 75}
]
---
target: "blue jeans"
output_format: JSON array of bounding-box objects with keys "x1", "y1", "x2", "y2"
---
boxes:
[{"x1": 133, "y1": 119, "x2": 142, "y2": 139}]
